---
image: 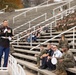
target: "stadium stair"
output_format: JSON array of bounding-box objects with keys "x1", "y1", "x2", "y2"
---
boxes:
[
  {"x1": 0, "y1": 0, "x2": 75, "y2": 75},
  {"x1": 11, "y1": 26, "x2": 76, "y2": 75}
]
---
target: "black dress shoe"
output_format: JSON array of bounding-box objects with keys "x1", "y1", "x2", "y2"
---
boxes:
[
  {"x1": 39, "y1": 66, "x2": 46, "y2": 69},
  {"x1": 46, "y1": 67, "x2": 52, "y2": 71}
]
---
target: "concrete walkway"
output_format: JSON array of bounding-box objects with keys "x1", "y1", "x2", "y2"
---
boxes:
[
  {"x1": 25, "y1": 69, "x2": 37, "y2": 75},
  {"x1": 0, "y1": 70, "x2": 10, "y2": 75}
]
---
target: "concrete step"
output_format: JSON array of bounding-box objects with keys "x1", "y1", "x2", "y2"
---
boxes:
[
  {"x1": 13, "y1": 45, "x2": 36, "y2": 49},
  {"x1": 67, "y1": 67, "x2": 76, "y2": 74},
  {"x1": 12, "y1": 53, "x2": 36, "y2": 62},
  {"x1": 41, "y1": 30, "x2": 76, "y2": 36},
  {"x1": 14, "y1": 48, "x2": 40, "y2": 55},
  {"x1": 0, "y1": 70, "x2": 10, "y2": 75},
  {"x1": 13, "y1": 42, "x2": 40, "y2": 46},
  {"x1": 16, "y1": 58, "x2": 56, "y2": 75},
  {"x1": 37, "y1": 38, "x2": 76, "y2": 42}
]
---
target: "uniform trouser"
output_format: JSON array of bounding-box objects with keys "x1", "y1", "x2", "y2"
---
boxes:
[
  {"x1": 57, "y1": 61, "x2": 75, "y2": 71},
  {"x1": 47, "y1": 59, "x2": 56, "y2": 70},
  {"x1": 0, "y1": 46, "x2": 9, "y2": 67},
  {"x1": 42, "y1": 57, "x2": 47, "y2": 67},
  {"x1": 37, "y1": 56, "x2": 40, "y2": 63},
  {"x1": 42, "y1": 57, "x2": 56, "y2": 69}
]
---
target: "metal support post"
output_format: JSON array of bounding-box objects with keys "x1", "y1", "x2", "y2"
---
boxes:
[
  {"x1": 29, "y1": 22, "x2": 31, "y2": 28},
  {"x1": 50, "y1": 23, "x2": 52, "y2": 37},
  {"x1": 17, "y1": 35, "x2": 19, "y2": 45},
  {"x1": 73, "y1": 29, "x2": 75, "y2": 49},
  {"x1": 45, "y1": 13, "x2": 47, "y2": 21}
]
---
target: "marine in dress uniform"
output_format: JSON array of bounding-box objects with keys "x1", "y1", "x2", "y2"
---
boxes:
[{"x1": 0, "y1": 20, "x2": 13, "y2": 67}]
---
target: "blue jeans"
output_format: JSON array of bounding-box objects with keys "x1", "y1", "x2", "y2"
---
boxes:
[{"x1": 0, "y1": 46, "x2": 10, "y2": 67}]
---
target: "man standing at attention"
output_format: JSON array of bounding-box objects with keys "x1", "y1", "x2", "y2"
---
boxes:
[{"x1": 0, "y1": 20, "x2": 13, "y2": 67}]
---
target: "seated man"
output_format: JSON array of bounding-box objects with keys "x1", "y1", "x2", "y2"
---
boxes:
[
  {"x1": 55, "y1": 46, "x2": 75, "y2": 75},
  {"x1": 54, "y1": 20, "x2": 62, "y2": 31},
  {"x1": 39, "y1": 43, "x2": 54, "y2": 70},
  {"x1": 35, "y1": 45, "x2": 46, "y2": 67},
  {"x1": 47, "y1": 45, "x2": 62, "y2": 70},
  {"x1": 58, "y1": 34, "x2": 68, "y2": 50}
]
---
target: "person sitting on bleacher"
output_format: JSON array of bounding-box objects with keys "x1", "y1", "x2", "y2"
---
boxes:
[
  {"x1": 62, "y1": 17, "x2": 68, "y2": 31},
  {"x1": 39, "y1": 43, "x2": 54, "y2": 70},
  {"x1": 46, "y1": 45, "x2": 62, "y2": 70},
  {"x1": 67, "y1": 15, "x2": 75, "y2": 29},
  {"x1": 58, "y1": 34, "x2": 68, "y2": 51},
  {"x1": 32, "y1": 33, "x2": 37, "y2": 42},
  {"x1": 54, "y1": 46, "x2": 75, "y2": 75},
  {"x1": 35, "y1": 44, "x2": 46, "y2": 67},
  {"x1": 54, "y1": 19, "x2": 62, "y2": 31}
]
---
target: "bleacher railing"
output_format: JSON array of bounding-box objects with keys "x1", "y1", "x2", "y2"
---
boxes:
[
  {"x1": 13, "y1": 0, "x2": 66, "y2": 23},
  {"x1": 0, "y1": 55, "x2": 26, "y2": 75},
  {"x1": 11, "y1": 5, "x2": 76, "y2": 47},
  {"x1": 12, "y1": 22, "x2": 55, "y2": 46},
  {"x1": 13, "y1": 13, "x2": 47, "y2": 34},
  {"x1": 53, "y1": 0, "x2": 73, "y2": 16},
  {"x1": 30, "y1": 24, "x2": 76, "y2": 50},
  {"x1": 8, "y1": 55, "x2": 26, "y2": 75},
  {"x1": 13, "y1": 0, "x2": 73, "y2": 35},
  {"x1": 30, "y1": 5, "x2": 76, "y2": 50}
]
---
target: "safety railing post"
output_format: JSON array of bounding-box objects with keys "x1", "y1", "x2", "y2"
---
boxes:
[
  {"x1": 45, "y1": 13, "x2": 47, "y2": 20},
  {"x1": 61, "y1": 13, "x2": 63, "y2": 19},
  {"x1": 55, "y1": 16, "x2": 57, "y2": 26},
  {"x1": 36, "y1": 7, "x2": 38, "y2": 12},
  {"x1": 13, "y1": 29, "x2": 15, "y2": 35},
  {"x1": 50, "y1": 23, "x2": 52, "y2": 37},
  {"x1": 13, "y1": 17, "x2": 14, "y2": 24},
  {"x1": 53, "y1": 9, "x2": 55, "y2": 16},
  {"x1": 29, "y1": 22, "x2": 31, "y2": 28},
  {"x1": 17, "y1": 35, "x2": 19, "y2": 45},
  {"x1": 73, "y1": 28, "x2": 75, "y2": 49},
  {"x1": 69, "y1": 2, "x2": 71, "y2": 14},
  {"x1": 24, "y1": 12, "x2": 26, "y2": 17},
  {"x1": 30, "y1": 34, "x2": 32, "y2": 46},
  {"x1": 69, "y1": 1, "x2": 71, "y2": 9},
  {"x1": 60, "y1": 6, "x2": 63, "y2": 12},
  {"x1": 47, "y1": 1, "x2": 49, "y2": 6},
  {"x1": 34, "y1": 26, "x2": 35, "y2": 31}
]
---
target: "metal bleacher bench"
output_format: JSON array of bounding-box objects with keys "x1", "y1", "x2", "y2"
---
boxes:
[{"x1": 16, "y1": 56, "x2": 76, "y2": 75}]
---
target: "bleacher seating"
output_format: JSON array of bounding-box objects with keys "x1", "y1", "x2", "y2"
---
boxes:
[
  {"x1": 11, "y1": 5, "x2": 76, "y2": 75},
  {"x1": 0, "y1": 0, "x2": 76, "y2": 75}
]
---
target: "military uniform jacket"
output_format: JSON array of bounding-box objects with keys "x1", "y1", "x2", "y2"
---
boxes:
[
  {"x1": 39, "y1": 49, "x2": 46, "y2": 57},
  {"x1": 61, "y1": 50, "x2": 75, "y2": 65},
  {"x1": 0, "y1": 26, "x2": 13, "y2": 48}
]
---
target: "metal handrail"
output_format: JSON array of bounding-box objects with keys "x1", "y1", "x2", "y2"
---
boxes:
[
  {"x1": 12, "y1": 5, "x2": 76, "y2": 40},
  {"x1": 11, "y1": 4, "x2": 76, "y2": 46},
  {"x1": 13, "y1": 12, "x2": 61, "y2": 39},
  {"x1": 0, "y1": 54, "x2": 26, "y2": 75},
  {"x1": 13, "y1": 0, "x2": 67, "y2": 23},
  {"x1": 30, "y1": 25, "x2": 76, "y2": 50},
  {"x1": 13, "y1": 13, "x2": 47, "y2": 34},
  {"x1": 8, "y1": 54, "x2": 26, "y2": 75},
  {"x1": 53, "y1": 0, "x2": 73, "y2": 16},
  {"x1": 13, "y1": 0, "x2": 51, "y2": 23},
  {"x1": 11, "y1": 22, "x2": 55, "y2": 45},
  {"x1": 13, "y1": 0, "x2": 71, "y2": 36},
  {"x1": 30, "y1": 5, "x2": 76, "y2": 50}
]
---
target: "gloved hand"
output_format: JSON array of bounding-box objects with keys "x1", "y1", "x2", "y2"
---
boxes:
[
  {"x1": 4, "y1": 28, "x2": 8, "y2": 33},
  {"x1": 9, "y1": 36, "x2": 12, "y2": 41}
]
